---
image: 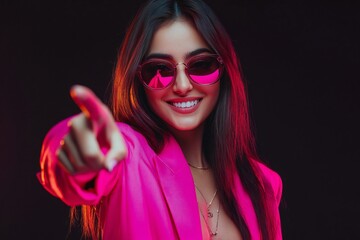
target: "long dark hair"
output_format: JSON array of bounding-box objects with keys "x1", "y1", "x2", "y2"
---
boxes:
[{"x1": 72, "y1": 0, "x2": 277, "y2": 239}]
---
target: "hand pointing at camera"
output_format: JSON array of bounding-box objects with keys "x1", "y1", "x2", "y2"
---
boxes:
[{"x1": 56, "y1": 85, "x2": 127, "y2": 174}]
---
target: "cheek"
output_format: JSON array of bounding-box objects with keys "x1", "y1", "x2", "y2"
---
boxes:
[
  {"x1": 206, "y1": 84, "x2": 221, "y2": 105},
  {"x1": 144, "y1": 89, "x2": 164, "y2": 114},
  {"x1": 209, "y1": 92, "x2": 220, "y2": 113}
]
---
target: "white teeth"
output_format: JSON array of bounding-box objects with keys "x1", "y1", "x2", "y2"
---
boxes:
[{"x1": 172, "y1": 100, "x2": 199, "y2": 108}]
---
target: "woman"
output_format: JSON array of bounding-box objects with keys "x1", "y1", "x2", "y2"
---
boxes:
[{"x1": 37, "y1": 0, "x2": 282, "y2": 239}]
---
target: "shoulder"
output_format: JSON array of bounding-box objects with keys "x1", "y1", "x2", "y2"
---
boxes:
[
  {"x1": 253, "y1": 160, "x2": 283, "y2": 206},
  {"x1": 114, "y1": 122, "x2": 157, "y2": 163},
  {"x1": 115, "y1": 122, "x2": 149, "y2": 149},
  {"x1": 115, "y1": 122, "x2": 141, "y2": 136}
]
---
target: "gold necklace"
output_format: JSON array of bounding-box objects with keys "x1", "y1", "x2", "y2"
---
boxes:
[
  {"x1": 194, "y1": 185, "x2": 220, "y2": 238},
  {"x1": 198, "y1": 196, "x2": 220, "y2": 238},
  {"x1": 195, "y1": 185, "x2": 217, "y2": 218},
  {"x1": 187, "y1": 161, "x2": 210, "y2": 170}
]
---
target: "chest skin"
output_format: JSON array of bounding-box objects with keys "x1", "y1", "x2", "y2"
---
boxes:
[{"x1": 190, "y1": 168, "x2": 243, "y2": 240}]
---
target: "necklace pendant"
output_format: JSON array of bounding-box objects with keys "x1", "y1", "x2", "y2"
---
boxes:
[{"x1": 208, "y1": 210, "x2": 213, "y2": 218}]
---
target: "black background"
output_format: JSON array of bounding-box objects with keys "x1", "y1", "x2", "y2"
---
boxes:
[{"x1": 1, "y1": 0, "x2": 359, "y2": 239}]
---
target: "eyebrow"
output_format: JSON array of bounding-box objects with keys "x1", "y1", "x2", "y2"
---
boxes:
[{"x1": 145, "y1": 48, "x2": 212, "y2": 61}]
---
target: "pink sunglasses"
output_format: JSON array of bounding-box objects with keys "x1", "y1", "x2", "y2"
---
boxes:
[{"x1": 138, "y1": 54, "x2": 224, "y2": 90}]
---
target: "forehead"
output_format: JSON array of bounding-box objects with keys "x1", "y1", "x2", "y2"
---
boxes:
[{"x1": 148, "y1": 19, "x2": 209, "y2": 60}]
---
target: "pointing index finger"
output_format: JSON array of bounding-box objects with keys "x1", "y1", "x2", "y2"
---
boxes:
[{"x1": 70, "y1": 85, "x2": 108, "y2": 123}]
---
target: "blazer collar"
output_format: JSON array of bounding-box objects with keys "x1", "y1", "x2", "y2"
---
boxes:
[{"x1": 155, "y1": 135, "x2": 202, "y2": 240}]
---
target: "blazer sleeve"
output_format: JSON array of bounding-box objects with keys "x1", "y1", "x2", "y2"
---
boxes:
[{"x1": 36, "y1": 116, "x2": 126, "y2": 206}]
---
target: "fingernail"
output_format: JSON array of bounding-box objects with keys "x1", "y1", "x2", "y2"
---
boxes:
[{"x1": 105, "y1": 159, "x2": 117, "y2": 171}]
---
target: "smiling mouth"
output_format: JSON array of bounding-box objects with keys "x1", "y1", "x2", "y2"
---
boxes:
[{"x1": 168, "y1": 99, "x2": 201, "y2": 109}]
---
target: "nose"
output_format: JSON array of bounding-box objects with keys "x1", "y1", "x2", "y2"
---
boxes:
[{"x1": 172, "y1": 63, "x2": 193, "y2": 95}]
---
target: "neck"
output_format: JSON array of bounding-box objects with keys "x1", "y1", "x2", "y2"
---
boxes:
[{"x1": 170, "y1": 124, "x2": 208, "y2": 169}]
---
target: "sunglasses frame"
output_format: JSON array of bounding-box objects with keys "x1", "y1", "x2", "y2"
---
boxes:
[{"x1": 138, "y1": 54, "x2": 224, "y2": 90}]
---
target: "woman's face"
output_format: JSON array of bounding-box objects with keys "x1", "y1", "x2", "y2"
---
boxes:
[{"x1": 144, "y1": 19, "x2": 220, "y2": 133}]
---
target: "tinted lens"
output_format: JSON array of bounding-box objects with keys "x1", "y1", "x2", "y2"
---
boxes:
[
  {"x1": 141, "y1": 61, "x2": 174, "y2": 89},
  {"x1": 188, "y1": 55, "x2": 222, "y2": 84}
]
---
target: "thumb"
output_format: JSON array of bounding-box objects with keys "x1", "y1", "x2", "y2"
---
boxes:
[{"x1": 104, "y1": 128, "x2": 128, "y2": 171}]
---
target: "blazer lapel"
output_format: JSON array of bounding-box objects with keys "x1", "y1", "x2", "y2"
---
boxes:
[
  {"x1": 154, "y1": 136, "x2": 202, "y2": 240},
  {"x1": 233, "y1": 173, "x2": 261, "y2": 240}
]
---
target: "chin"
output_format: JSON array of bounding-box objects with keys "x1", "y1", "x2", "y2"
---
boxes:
[
  {"x1": 168, "y1": 120, "x2": 203, "y2": 132},
  {"x1": 173, "y1": 126, "x2": 196, "y2": 131}
]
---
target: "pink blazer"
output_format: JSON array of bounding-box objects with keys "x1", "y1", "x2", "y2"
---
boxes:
[{"x1": 37, "y1": 119, "x2": 282, "y2": 240}]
